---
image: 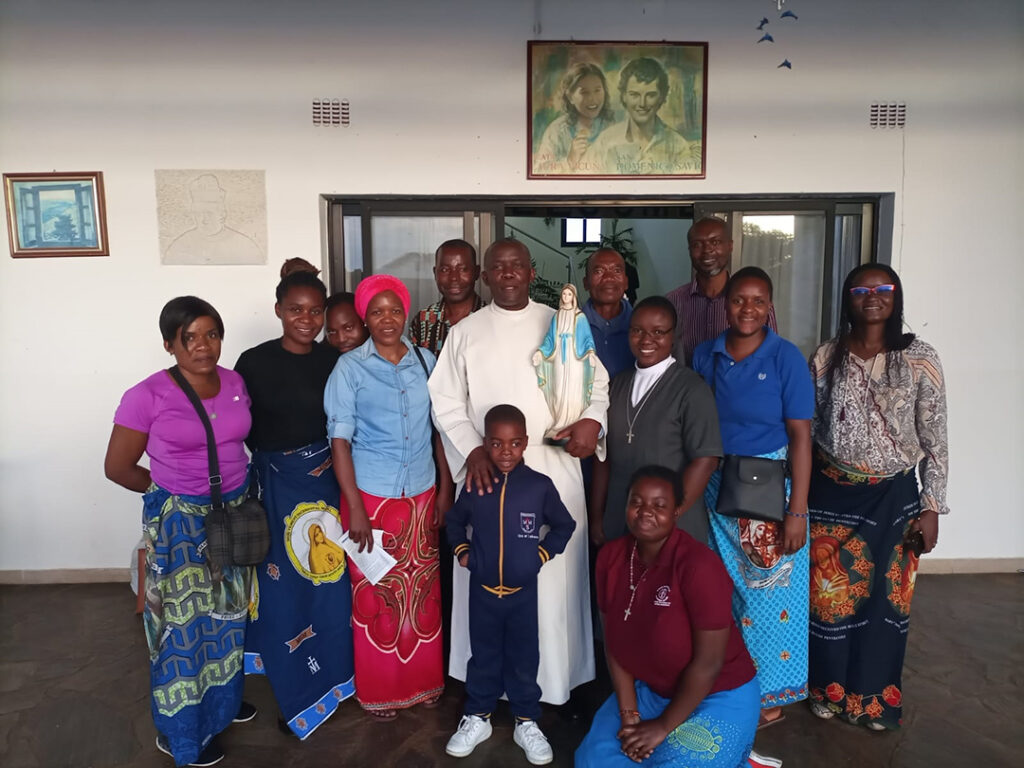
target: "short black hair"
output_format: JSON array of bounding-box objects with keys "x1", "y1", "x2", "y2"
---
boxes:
[
  {"x1": 687, "y1": 216, "x2": 730, "y2": 243},
  {"x1": 585, "y1": 247, "x2": 625, "y2": 275},
  {"x1": 484, "y1": 404, "x2": 527, "y2": 434},
  {"x1": 276, "y1": 270, "x2": 327, "y2": 304},
  {"x1": 618, "y1": 57, "x2": 669, "y2": 100},
  {"x1": 483, "y1": 237, "x2": 530, "y2": 269},
  {"x1": 628, "y1": 465, "x2": 683, "y2": 506},
  {"x1": 726, "y1": 266, "x2": 774, "y2": 301},
  {"x1": 159, "y1": 296, "x2": 224, "y2": 346},
  {"x1": 632, "y1": 295, "x2": 678, "y2": 330},
  {"x1": 435, "y1": 239, "x2": 477, "y2": 264},
  {"x1": 326, "y1": 291, "x2": 357, "y2": 312}
]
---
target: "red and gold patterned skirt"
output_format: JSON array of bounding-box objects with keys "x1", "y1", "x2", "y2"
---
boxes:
[{"x1": 340, "y1": 487, "x2": 444, "y2": 711}]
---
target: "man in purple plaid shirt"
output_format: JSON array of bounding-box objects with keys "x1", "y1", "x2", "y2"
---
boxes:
[{"x1": 666, "y1": 217, "x2": 777, "y2": 365}]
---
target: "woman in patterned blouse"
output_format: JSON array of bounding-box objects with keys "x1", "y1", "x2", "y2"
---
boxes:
[{"x1": 806, "y1": 263, "x2": 948, "y2": 732}]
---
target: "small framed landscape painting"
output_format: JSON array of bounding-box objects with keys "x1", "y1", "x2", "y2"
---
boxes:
[{"x1": 3, "y1": 172, "x2": 109, "y2": 257}]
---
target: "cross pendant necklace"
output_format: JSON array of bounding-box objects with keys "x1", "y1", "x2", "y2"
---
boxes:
[
  {"x1": 625, "y1": 384, "x2": 657, "y2": 445},
  {"x1": 623, "y1": 541, "x2": 648, "y2": 621}
]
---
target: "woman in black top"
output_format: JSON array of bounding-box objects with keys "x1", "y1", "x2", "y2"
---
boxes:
[{"x1": 234, "y1": 269, "x2": 356, "y2": 738}]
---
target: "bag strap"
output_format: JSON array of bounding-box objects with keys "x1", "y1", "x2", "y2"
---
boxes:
[
  {"x1": 168, "y1": 365, "x2": 223, "y2": 510},
  {"x1": 411, "y1": 344, "x2": 430, "y2": 378}
]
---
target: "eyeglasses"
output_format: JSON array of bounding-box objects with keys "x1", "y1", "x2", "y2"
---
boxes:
[{"x1": 849, "y1": 284, "x2": 895, "y2": 296}]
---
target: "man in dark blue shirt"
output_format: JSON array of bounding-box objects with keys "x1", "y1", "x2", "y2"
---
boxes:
[{"x1": 581, "y1": 248, "x2": 634, "y2": 381}]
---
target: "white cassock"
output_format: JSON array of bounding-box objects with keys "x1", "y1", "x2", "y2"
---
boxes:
[{"x1": 428, "y1": 301, "x2": 609, "y2": 704}]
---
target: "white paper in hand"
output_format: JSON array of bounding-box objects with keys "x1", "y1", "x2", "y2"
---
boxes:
[{"x1": 337, "y1": 529, "x2": 396, "y2": 586}]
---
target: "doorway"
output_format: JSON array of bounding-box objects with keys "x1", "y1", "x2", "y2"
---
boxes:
[{"x1": 322, "y1": 194, "x2": 888, "y2": 352}]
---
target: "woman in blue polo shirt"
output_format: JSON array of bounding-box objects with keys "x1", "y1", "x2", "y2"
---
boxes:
[{"x1": 692, "y1": 266, "x2": 814, "y2": 731}]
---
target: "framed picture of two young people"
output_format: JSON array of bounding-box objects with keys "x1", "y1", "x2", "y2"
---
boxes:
[{"x1": 528, "y1": 41, "x2": 708, "y2": 180}]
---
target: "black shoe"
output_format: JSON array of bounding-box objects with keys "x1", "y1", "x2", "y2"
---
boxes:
[
  {"x1": 233, "y1": 701, "x2": 258, "y2": 723},
  {"x1": 155, "y1": 735, "x2": 225, "y2": 767}
]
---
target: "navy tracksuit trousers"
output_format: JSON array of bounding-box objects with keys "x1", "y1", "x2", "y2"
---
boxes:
[{"x1": 464, "y1": 578, "x2": 542, "y2": 721}]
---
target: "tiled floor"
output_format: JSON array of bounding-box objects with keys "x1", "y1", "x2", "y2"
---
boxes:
[{"x1": 0, "y1": 574, "x2": 1019, "y2": 767}]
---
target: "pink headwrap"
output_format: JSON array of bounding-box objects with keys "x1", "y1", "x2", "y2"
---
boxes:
[{"x1": 353, "y1": 274, "x2": 411, "y2": 320}]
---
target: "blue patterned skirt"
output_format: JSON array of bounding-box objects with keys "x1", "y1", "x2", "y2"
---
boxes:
[
  {"x1": 575, "y1": 677, "x2": 760, "y2": 767},
  {"x1": 243, "y1": 441, "x2": 356, "y2": 738},
  {"x1": 705, "y1": 446, "x2": 809, "y2": 708},
  {"x1": 142, "y1": 482, "x2": 251, "y2": 767}
]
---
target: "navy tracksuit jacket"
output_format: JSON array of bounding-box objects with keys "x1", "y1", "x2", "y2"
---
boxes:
[{"x1": 446, "y1": 461, "x2": 576, "y2": 719}]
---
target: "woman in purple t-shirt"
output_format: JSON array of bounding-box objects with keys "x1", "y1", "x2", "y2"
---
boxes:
[{"x1": 104, "y1": 296, "x2": 254, "y2": 767}]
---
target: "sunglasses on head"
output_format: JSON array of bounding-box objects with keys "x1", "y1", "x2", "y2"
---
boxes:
[{"x1": 849, "y1": 284, "x2": 895, "y2": 296}]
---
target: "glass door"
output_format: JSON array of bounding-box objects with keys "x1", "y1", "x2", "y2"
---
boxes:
[
  {"x1": 324, "y1": 200, "x2": 501, "y2": 327},
  {"x1": 694, "y1": 201, "x2": 875, "y2": 355}
]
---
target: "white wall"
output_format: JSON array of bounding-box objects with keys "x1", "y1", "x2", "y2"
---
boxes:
[{"x1": 1, "y1": 0, "x2": 1021, "y2": 571}]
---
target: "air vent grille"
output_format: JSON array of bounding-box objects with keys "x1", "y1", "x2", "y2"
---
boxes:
[
  {"x1": 869, "y1": 102, "x2": 906, "y2": 128},
  {"x1": 312, "y1": 98, "x2": 350, "y2": 127}
]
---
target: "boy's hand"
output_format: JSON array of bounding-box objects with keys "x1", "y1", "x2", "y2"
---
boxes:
[{"x1": 458, "y1": 552, "x2": 469, "y2": 568}]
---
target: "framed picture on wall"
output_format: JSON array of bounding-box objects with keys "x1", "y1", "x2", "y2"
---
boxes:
[
  {"x1": 3, "y1": 172, "x2": 109, "y2": 257},
  {"x1": 528, "y1": 41, "x2": 708, "y2": 180}
]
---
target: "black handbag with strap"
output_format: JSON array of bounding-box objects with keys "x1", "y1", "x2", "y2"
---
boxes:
[
  {"x1": 716, "y1": 454, "x2": 787, "y2": 523},
  {"x1": 710, "y1": 355, "x2": 788, "y2": 523},
  {"x1": 169, "y1": 366, "x2": 270, "y2": 568}
]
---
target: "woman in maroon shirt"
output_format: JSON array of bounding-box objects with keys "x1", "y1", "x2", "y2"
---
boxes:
[{"x1": 576, "y1": 465, "x2": 777, "y2": 768}]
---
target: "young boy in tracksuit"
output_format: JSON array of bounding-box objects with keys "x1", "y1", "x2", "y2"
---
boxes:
[{"x1": 444, "y1": 404, "x2": 576, "y2": 766}]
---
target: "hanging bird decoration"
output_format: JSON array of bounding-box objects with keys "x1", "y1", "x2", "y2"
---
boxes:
[
  {"x1": 758, "y1": 32, "x2": 774, "y2": 43},
  {"x1": 757, "y1": 17, "x2": 770, "y2": 30},
  {"x1": 780, "y1": 10, "x2": 798, "y2": 20},
  {"x1": 778, "y1": 59, "x2": 792, "y2": 69}
]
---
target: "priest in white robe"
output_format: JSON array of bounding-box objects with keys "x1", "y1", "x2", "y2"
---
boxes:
[{"x1": 429, "y1": 238, "x2": 609, "y2": 705}]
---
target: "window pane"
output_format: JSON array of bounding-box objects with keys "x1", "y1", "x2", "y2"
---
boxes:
[
  {"x1": 738, "y1": 213, "x2": 825, "y2": 358},
  {"x1": 564, "y1": 218, "x2": 584, "y2": 243},
  {"x1": 584, "y1": 218, "x2": 603, "y2": 243},
  {"x1": 831, "y1": 213, "x2": 863, "y2": 335},
  {"x1": 370, "y1": 215, "x2": 465, "y2": 327},
  {"x1": 343, "y1": 215, "x2": 364, "y2": 290}
]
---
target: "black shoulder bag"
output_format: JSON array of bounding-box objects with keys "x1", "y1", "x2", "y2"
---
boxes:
[
  {"x1": 169, "y1": 366, "x2": 270, "y2": 568},
  {"x1": 711, "y1": 356, "x2": 787, "y2": 523}
]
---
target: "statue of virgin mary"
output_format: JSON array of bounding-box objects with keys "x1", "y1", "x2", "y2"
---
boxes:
[{"x1": 532, "y1": 284, "x2": 599, "y2": 443}]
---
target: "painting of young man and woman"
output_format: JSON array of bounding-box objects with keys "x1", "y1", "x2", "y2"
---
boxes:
[{"x1": 529, "y1": 41, "x2": 707, "y2": 180}]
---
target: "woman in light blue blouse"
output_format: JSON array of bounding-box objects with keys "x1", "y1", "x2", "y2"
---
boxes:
[
  {"x1": 325, "y1": 274, "x2": 453, "y2": 720},
  {"x1": 692, "y1": 267, "x2": 815, "y2": 732}
]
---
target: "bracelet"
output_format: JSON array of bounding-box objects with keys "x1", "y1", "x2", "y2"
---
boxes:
[
  {"x1": 619, "y1": 709, "x2": 640, "y2": 719},
  {"x1": 785, "y1": 510, "x2": 808, "y2": 518}
]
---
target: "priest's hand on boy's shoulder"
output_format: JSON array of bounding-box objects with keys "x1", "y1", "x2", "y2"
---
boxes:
[
  {"x1": 555, "y1": 418, "x2": 601, "y2": 459},
  {"x1": 464, "y1": 445, "x2": 498, "y2": 495}
]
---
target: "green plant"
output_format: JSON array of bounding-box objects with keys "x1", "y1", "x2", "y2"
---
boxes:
[{"x1": 529, "y1": 258, "x2": 564, "y2": 308}]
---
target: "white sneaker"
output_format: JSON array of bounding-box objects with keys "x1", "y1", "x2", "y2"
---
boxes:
[
  {"x1": 445, "y1": 715, "x2": 492, "y2": 758},
  {"x1": 513, "y1": 720, "x2": 553, "y2": 765},
  {"x1": 747, "y1": 749, "x2": 783, "y2": 768}
]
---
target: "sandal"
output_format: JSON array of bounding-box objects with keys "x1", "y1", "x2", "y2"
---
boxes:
[
  {"x1": 420, "y1": 695, "x2": 443, "y2": 709},
  {"x1": 809, "y1": 701, "x2": 835, "y2": 720},
  {"x1": 366, "y1": 708, "x2": 398, "y2": 720},
  {"x1": 757, "y1": 709, "x2": 787, "y2": 730},
  {"x1": 865, "y1": 720, "x2": 886, "y2": 731}
]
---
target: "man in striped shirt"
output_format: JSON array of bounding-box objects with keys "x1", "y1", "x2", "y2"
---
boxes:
[{"x1": 666, "y1": 217, "x2": 777, "y2": 364}]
